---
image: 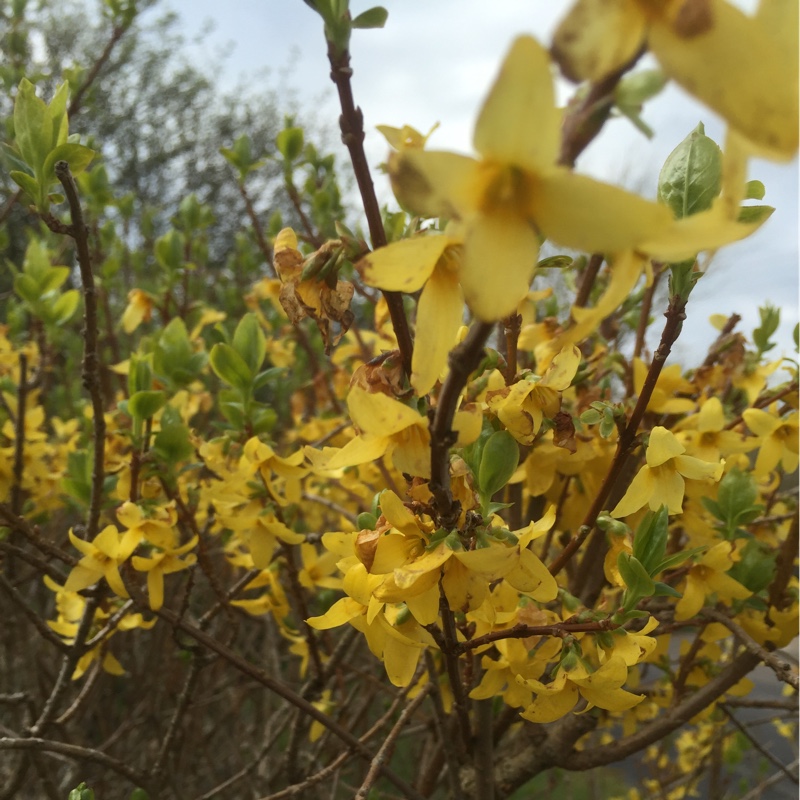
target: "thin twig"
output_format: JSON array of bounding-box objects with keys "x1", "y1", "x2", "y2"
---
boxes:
[
  {"x1": 702, "y1": 608, "x2": 799, "y2": 689},
  {"x1": 720, "y1": 703, "x2": 799, "y2": 785},
  {"x1": 549, "y1": 294, "x2": 688, "y2": 576},
  {"x1": 354, "y1": 684, "x2": 432, "y2": 800},
  {"x1": 53, "y1": 161, "x2": 106, "y2": 540},
  {"x1": 326, "y1": 42, "x2": 414, "y2": 379},
  {"x1": 0, "y1": 735, "x2": 155, "y2": 792}
]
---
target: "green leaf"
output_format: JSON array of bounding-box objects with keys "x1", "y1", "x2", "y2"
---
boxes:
[
  {"x1": 477, "y1": 430, "x2": 519, "y2": 498},
  {"x1": 42, "y1": 143, "x2": 95, "y2": 184},
  {"x1": 153, "y1": 423, "x2": 195, "y2": 465},
  {"x1": 250, "y1": 404, "x2": 277, "y2": 434},
  {"x1": 651, "y1": 545, "x2": 706, "y2": 575},
  {"x1": 10, "y1": 169, "x2": 41, "y2": 204},
  {"x1": 632, "y1": 506, "x2": 669, "y2": 576},
  {"x1": 728, "y1": 539, "x2": 776, "y2": 593},
  {"x1": 14, "y1": 78, "x2": 51, "y2": 172},
  {"x1": 351, "y1": 6, "x2": 388, "y2": 28},
  {"x1": 253, "y1": 366, "x2": 285, "y2": 392},
  {"x1": 232, "y1": 313, "x2": 267, "y2": 375},
  {"x1": 52, "y1": 289, "x2": 80, "y2": 325},
  {"x1": 210, "y1": 343, "x2": 253, "y2": 394},
  {"x1": 1, "y1": 142, "x2": 34, "y2": 174},
  {"x1": 618, "y1": 552, "x2": 655, "y2": 600},
  {"x1": 153, "y1": 318, "x2": 193, "y2": 383},
  {"x1": 744, "y1": 179, "x2": 766, "y2": 200},
  {"x1": 154, "y1": 229, "x2": 185, "y2": 271},
  {"x1": 737, "y1": 205, "x2": 774, "y2": 225},
  {"x1": 275, "y1": 127, "x2": 305, "y2": 163},
  {"x1": 658, "y1": 122, "x2": 722, "y2": 219},
  {"x1": 536, "y1": 255, "x2": 573, "y2": 270},
  {"x1": 615, "y1": 69, "x2": 667, "y2": 107},
  {"x1": 128, "y1": 390, "x2": 168, "y2": 420},
  {"x1": 652, "y1": 581, "x2": 682, "y2": 598},
  {"x1": 14, "y1": 273, "x2": 40, "y2": 304}
]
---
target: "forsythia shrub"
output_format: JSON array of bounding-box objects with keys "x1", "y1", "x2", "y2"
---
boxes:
[{"x1": 0, "y1": 1, "x2": 797, "y2": 798}]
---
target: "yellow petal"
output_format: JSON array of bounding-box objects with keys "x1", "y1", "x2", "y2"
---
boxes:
[
  {"x1": 674, "y1": 572, "x2": 707, "y2": 620},
  {"x1": 505, "y1": 548, "x2": 558, "y2": 601},
  {"x1": 358, "y1": 235, "x2": 453, "y2": 293},
  {"x1": 552, "y1": 0, "x2": 646, "y2": 82},
  {"x1": 411, "y1": 264, "x2": 464, "y2": 395},
  {"x1": 540, "y1": 345, "x2": 581, "y2": 391},
  {"x1": 147, "y1": 569, "x2": 165, "y2": 611},
  {"x1": 473, "y1": 36, "x2": 560, "y2": 170},
  {"x1": 520, "y1": 682, "x2": 579, "y2": 723},
  {"x1": 348, "y1": 387, "x2": 423, "y2": 437},
  {"x1": 461, "y1": 212, "x2": 540, "y2": 321},
  {"x1": 307, "y1": 597, "x2": 364, "y2": 630},
  {"x1": 532, "y1": 170, "x2": 672, "y2": 254},
  {"x1": 650, "y1": 0, "x2": 798, "y2": 158},
  {"x1": 405, "y1": 582, "x2": 441, "y2": 626},
  {"x1": 611, "y1": 464, "x2": 654, "y2": 518},
  {"x1": 646, "y1": 427, "x2": 685, "y2": 467},
  {"x1": 63, "y1": 564, "x2": 100, "y2": 593},
  {"x1": 325, "y1": 434, "x2": 389, "y2": 470},
  {"x1": 392, "y1": 544, "x2": 452, "y2": 590},
  {"x1": 640, "y1": 203, "x2": 773, "y2": 262},
  {"x1": 650, "y1": 465, "x2": 685, "y2": 514},
  {"x1": 454, "y1": 542, "x2": 519, "y2": 578},
  {"x1": 388, "y1": 149, "x2": 480, "y2": 219},
  {"x1": 379, "y1": 490, "x2": 420, "y2": 537}
]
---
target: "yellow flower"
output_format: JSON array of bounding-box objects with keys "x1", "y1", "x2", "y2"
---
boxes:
[
  {"x1": 318, "y1": 387, "x2": 478, "y2": 479},
  {"x1": 676, "y1": 396, "x2": 756, "y2": 462},
  {"x1": 552, "y1": 0, "x2": 798, "y2": 158},
  {"x1": 307, "y1": 595, "x2": 432, "y2": 687},
  {"x1": 243, "y1": 437, "x2": 308, "y2": 506},
  {"x1": 519, "y1": 651, "x2": 645, "y2": 723},
  {"x1": 64, "y1": 525, "x2": 140, "y2": 598},
  {"x1": 742, "y1": 407, "x2": 799, "y2": 476},
  {"x1": 131, "y1": 536, "x2": 198, "y2": 611},
  {"x1": 612, "y1": 426, "x2": 724, "y2": 517},
  {"x1": 633, "y1": 359, "x2": 695, "y2": 415},
  {"x1": 116, "y1": 500, "x2": 178, "y2": 550},
  {"x1": 487, "y1": 345, "x2": 580, "y2": 445},
  {"x1": 386, "y1": 36, "x2": 671, "y2": 322},
  {"x1": 674, "y1": 541, "x2": 751, "y2": 620},
  {"x1": 358, "y1": 233, "x2": 464, "y2": 395},
  {"x1": 216, "y1": 501, "x2": 305, "y2": 568},
  {"x1": 121, "y1": 288, "x2": 154, "y2": 333}
]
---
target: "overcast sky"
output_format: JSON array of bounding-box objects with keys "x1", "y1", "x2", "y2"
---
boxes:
[{"x1": 152, "y1": 0, "x2": 798, "y2": 362}]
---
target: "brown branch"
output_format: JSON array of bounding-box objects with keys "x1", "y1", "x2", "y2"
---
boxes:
[
  {"x1": 148, "y1": 604, "x2": 427, "y2": 800},
  {"x1": 573, "y1": 253, "x2": 604, "y2": 309},
  {"x1": 420, "y1": 649, "x2": 466, "y2": 800},
  {"x1": 0, "y1": 572, "x2": 70, "y2": 654},
  {"x1": 326, "y1": 42, "x2": 414, "y2": 379},
  {"x1": 720, "y1": 703, "x2": 799, "y2": 785},
  {"x1": 28, "y1": 594, "x2": 100, "y2": 737},
  {"x1": 237, "y1": 181, "x2": 277, "y2": 277},
  {"x1": 702, "y1": 607, "x2": 798, "y2": 690},
  {"x1": 549, "y1": 294, "x2": 688, "y2": 576},
  {"x1": 53, "y1": 161, "x2": 106, "y2": 540},
  {"x1": 0, "y1": 735, "x2": 155, "y2": 793},
  {"x1": 632, "y1": 264, "x2": 663, "y2": 363},
  {"x1": 563, "y1": 650, "x2": 760, "y2": 771},
  {"x1": 768, "y1": 512, "x2": 799, "y2": 612},
  {"x1": 502, "y1": 313, "x2": 522, "y2": 384},
  {"x1": 456, "y1": 619, "x2": 617, "y2": 654},
  {"x1": 558, "y1": 47, "x2": 644, "y2": 168},
  {"x1": 354, "y1": 684, "x2": 432, "y2": 800},
  {"x1": 430, "y1": 320, "x2": 495, "y2": 526}
]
